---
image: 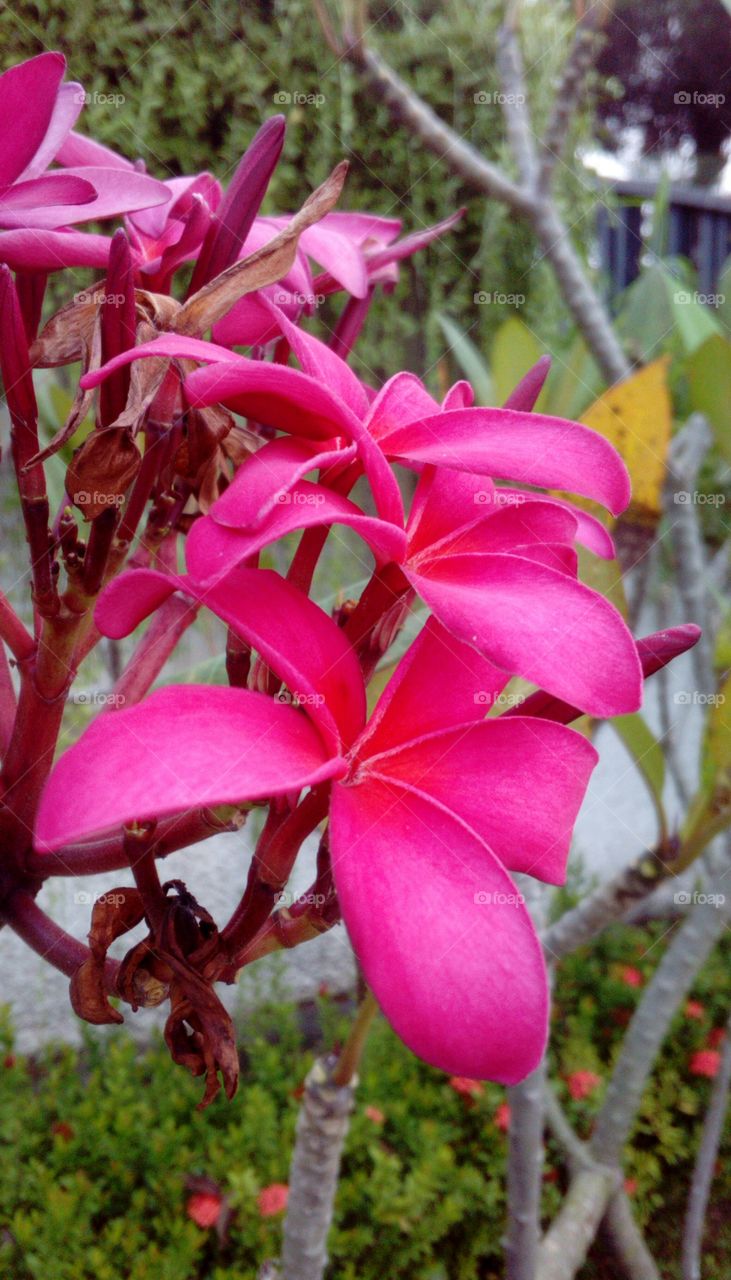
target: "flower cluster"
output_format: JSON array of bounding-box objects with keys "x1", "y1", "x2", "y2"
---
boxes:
[{"x1": 0, "y1": 53, "x2": 699, "y2": 1106}]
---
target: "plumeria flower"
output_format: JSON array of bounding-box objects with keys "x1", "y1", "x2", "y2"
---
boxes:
[
  {"x1": 36, "y1": 566, "x2": 601, "y2": 1082},
  {"x1": 213, "y1": 208, "x2": 463, "y2": 348},
  {"x1": 0, "y1": 53, "x2": 169, "y2": 271},
  {"x1": 34, "y1": 566, "x2": 699, "y2": 1082}
]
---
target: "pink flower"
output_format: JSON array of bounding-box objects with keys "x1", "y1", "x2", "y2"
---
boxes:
[
  {"x1": 619, "y1": 966, "x2": 643, "y2": 988},
  {"x1": 623, "y1": 1178, "x2": 638, "y2": 1196},
  {"x1": 83, "y1": 318, "x2": 644, "y2": 718},
  {"x1": 566, "y1": 1070, "x2": 602, "y2": 1100},
  {"x1": 449, "y1": 1076, "x2": 485, "y2": 1098},
  {"x1": 707, "y1": 1028, "x2": 726, "y2": 1049},
  {"x1": 187, "y1": 1191, "x2": 223, "y2": 1228},
  {"x1": 34, "y1": 550, "x2": 701, "y2": 1085},
  {"x1": 684, "y1": 1000, "x2": 705, "y2": 1020},
  {"x1": 494, "y1": 1102, "x2": 511, "y2": 1132},
  {"x1": 690, "y1": 1050, "x2": 721, "y2": 1079},
  {"x1": 365, "y1": 1106, "x2": 385, "y2": 1124},
  {"x1": 0, "y1": 54, "x2": 168, "y2": 270},
  {"x1": 257, "y1": 1183, "x2": 289, "y2": 1217}
]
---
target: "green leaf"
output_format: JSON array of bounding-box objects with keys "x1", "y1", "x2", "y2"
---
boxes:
[
  {"x1": 610, "y1": 713, "x2": 666, "y2": 823},
  {"x1": 687, "y1": 334, "x2": 731, "y2": 463},
  {"x1": 490, "y1": 316, "x2": 543, "y2": 406},
  {"x1": 662, "y1": 268, "x2": 722, "y2": 355},
  {"x1": 436, "y1": 313, "x2": 493, "y2": 404}
]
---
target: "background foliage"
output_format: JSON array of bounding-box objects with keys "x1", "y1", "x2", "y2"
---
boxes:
[{"x1": 0, "y1": 0, "x2": 597, "y2": 385}]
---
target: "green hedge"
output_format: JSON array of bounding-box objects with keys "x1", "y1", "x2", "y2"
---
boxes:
[
  {"x1": 0, "y1": 917, "x2": 729, "y2": 1280},
  {"x1": 0, "y1": 0, "x2": 596, "y2": 385}
]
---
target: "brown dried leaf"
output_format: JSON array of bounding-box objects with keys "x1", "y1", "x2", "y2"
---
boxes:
[
  {"x1": 70, "y1": 956, "x2": 124, "y2": 1025},
  {"x1": 175, "y1": 160, "x2": 349, "y2": 336},
  {"x1": 30, "y1": 290, "x2": 103, "y2": 368},
  {"x1": 70, "y1": 886, "x2": 145, "y2": 1026},
  {"x1": 66, "y1": 427, "x2": 141, "y2": 520}
]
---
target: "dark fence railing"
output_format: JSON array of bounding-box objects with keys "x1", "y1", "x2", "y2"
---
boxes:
[{"x1": 597, "y1": 180, "x2": 731, "y2": 299}]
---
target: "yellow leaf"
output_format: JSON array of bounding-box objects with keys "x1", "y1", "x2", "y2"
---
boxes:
[{"x1": 580, "y1": 357, "x2": 672, "y2": 525}]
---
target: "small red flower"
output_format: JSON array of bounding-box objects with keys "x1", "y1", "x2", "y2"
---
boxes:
[
  {"x1": 623, "y1": 1178, "x2": 638, "y2": 1196},
  {"x1": 187, "y1": 1191, "x2": 223, "y2": 1229},
  {"x1": 494, "y1": 1101, "x2": 511, "y2": 1132},
  {"x1": 365, "y1": 1106, "x2": 385, "y2": 1125},
  {"x1": 3, "y1": 1054, "x2": 15, "y2": 1069},
  {"x1": 690, "y1": 1049, "x2": 721, "y2": 1079},
  {"x1": 619, "y1": 966, "x2": 643, "y2": 988},
  {"x1": 257, "y1": 1183, "x2": 289, "y2": 1217},
  {"x1": 449, "y1": 1076, "x2": 484, "y2": 1098},
  {"x1": 707, "y1": 1027, "x2": 726, "y2": 1049},
  {"x1": 51, "y1": 1121, "x2": 74, "y2": 1142},
  {"x1": 318, "y1": 982, "x2": 330, "y2": 998},
  {"x1": 566, "y1": 1070, "x2": 602, "y2": 1100},
  {"x1": 684, "y1": 1000, "x2": 705, "y2": 1020}
]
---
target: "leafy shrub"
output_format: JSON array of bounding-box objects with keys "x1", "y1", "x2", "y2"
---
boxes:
[{"x1": 0, "y1": 920, "x2": 728, "y2": 1280}]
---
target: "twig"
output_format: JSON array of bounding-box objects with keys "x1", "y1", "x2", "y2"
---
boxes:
[
  {"x1": 665, "y1": 415, "x2": 716, "y2": 693},
  {"x1": 602, "y1": 1192, "x2": 662, "y2": 1280}
]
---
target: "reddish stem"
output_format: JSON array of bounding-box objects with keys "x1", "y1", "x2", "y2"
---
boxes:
[
  {"x1": 25, "y1": 807, "x2": 236, "y2": 879},
  {"x1": 2, "y1": 889, "x2": 118, "y2": 985}
]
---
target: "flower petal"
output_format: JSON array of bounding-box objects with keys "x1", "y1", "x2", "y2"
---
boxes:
[
  {"x1": 361, "y1": 615, "x2": 510, "y2": 755},
  {"x1": 0, "y1": 228, "x2": 112, "y2": 271},
  {"x1": 35, "y1": 685, "x2": 344, "y2": 851},
  {"x1": 0, "y1": 53, "x2": 66, "y2": 187},
  {"x1": 96, "y1": 566, "x2": 366, "y2": 752},
  {"x1": 329, "y1": 779, "x2": 548, "y2": 1082},
  {"x1": 188, "y1": 485, "x2": 406, "y2": 579},
  {"x1": 381, "y1": 407, "x2": 631, "y2": 516},
  {"x1": 407, "y1": 552, "x2": 642, "y2": 717},
  {"x1": 367, "y1": 717, "x2": 598, "y2": 885}
]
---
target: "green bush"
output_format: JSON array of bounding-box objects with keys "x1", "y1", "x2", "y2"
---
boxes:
[{"x1": 0, "y1": 919, "x2": 728, "y2": 1280}]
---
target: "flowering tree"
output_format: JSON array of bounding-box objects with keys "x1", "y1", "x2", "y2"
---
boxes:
[{"x1": 0, "y1": 45, "x2": 724, "y2": 1280}]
